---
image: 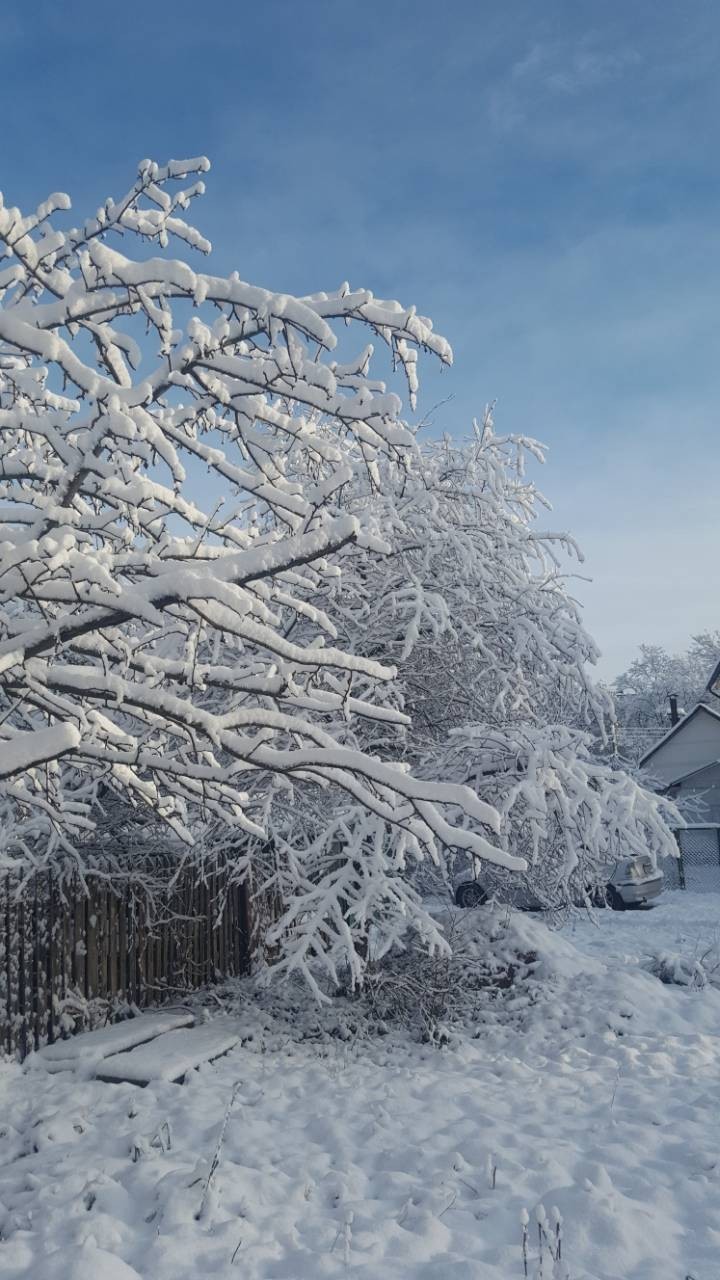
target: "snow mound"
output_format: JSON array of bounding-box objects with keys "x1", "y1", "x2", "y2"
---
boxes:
[
  {"x1": 433, "y1": 903, "x2": 604, "y2": 981},
  {"x1": 42, "y1": 1242, "x2": 142, "y2": 1280},
  {"x1": 359, "y1": 905, "x2": 605, "y2": 1045}
]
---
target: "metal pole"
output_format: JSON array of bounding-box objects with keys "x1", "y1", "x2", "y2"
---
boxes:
[{"x1": 674, "y1": 830, "x2": 686, "y2": 891}]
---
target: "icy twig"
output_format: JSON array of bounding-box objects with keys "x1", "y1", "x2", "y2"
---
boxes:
[{"x1": 195, "y1": 1080, "x2": 242, "y2": 1221}]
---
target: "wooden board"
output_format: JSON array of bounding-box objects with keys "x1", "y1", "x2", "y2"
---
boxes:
[
  {"x1": 95, "y1": 1022, "x2": 240, "y2": 1084},
  {"x1": 35, "y1": 1010, "x2": 195, "y2": 1066}
]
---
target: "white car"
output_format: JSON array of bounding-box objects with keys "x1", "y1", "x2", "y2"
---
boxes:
[{"x1": 453, "y1": 854, "x2": 664, "y2": 911}]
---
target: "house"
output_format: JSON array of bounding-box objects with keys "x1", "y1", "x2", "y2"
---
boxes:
[
  {"x1": 640, "y1": 701, "x2": 720, "y2": 822},
  {"x1": 640, "y1": 675, "x2": 720, "y2": 892}
]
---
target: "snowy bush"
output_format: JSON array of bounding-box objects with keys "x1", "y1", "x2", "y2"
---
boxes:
[
  {"x1": 287, "y1": 418, "x2": 611, "y2": 744},
  {"x1": 647, "y1": 945, "x2": 720, "y2": 990},
  {"x1": 362, "y1": 908, "x2": 540, "y2": 1042},
  {"x1": 54, "y1": 987, "x2": 135, "y2": 1039}
]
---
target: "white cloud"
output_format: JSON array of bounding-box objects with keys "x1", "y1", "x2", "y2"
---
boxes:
[
  {"x1": 512, "y1": 39, "x2": 641, "y2": 94},
  {"x1": 489, "y1": 36, "x2": 642, "y2": 131}
]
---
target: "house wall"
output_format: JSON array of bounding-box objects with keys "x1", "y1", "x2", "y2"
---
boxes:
[
  {"x1": 672, "y1": 761, "x2": 720, "y2": 823},
  {"x1": 643, "y1": 708, "x2": 720, "y2": 785}
]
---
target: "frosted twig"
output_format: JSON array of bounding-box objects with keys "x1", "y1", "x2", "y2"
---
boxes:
[{"x1": 195, "y1": 1081, "x2": 242, "y2": 1221}]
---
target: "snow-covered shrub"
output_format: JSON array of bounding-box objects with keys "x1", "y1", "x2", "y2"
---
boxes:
[
  {"x1": 362, "y1": 908, "x2": 540, "y2": 1042},
  {"x1": 522, "y1": 1203, "x2": 570, "y2": 1280},
  {"x1": 53, "y1": 987, "x2": 136, "y2": 1039},
  {"x1": 647, "y1": 945, "x2": 720, "y2": 990},
  {"x1": 308, "y1": 418, "x2": 611, "y2": 744}
]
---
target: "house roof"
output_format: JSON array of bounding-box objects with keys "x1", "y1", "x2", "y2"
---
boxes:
[{"x1": 639, "y1": 702, "x2": 720, "y2": 769}]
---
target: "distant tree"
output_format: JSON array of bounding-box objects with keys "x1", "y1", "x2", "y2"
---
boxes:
[{"x1": 611, "y1": 633, "x2": 720, "y2": 747}]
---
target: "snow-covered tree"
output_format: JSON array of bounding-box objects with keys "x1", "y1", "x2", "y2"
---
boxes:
[
  {"x1": 0, "y1": 158, "x2": 682, "y2": 991},
  {"x1": 338, "y1": 420, "x2": 610, "y2": 745},
  {"x1": 260, "y1": 417, "x2": 678, "y2": 935},
  {"x1": 611, "y1": 632, "x2": 720, "y2": 763},
  {"x1": 422, "y1": 723, "x2": 679, "y2": 910},
  {"x1": 613, "y1": 635, "x2": 720, "y2": 727},
  {"x1": 0, "y1": 158, "x2": 522, "y2": 957}
]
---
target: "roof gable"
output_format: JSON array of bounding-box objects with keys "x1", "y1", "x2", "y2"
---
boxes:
[{"x1": 639, "y1": 702, "x2": 720, "y2": 768}]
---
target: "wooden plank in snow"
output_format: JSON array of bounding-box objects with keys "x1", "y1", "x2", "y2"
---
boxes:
[
  {"x1": 96, "y1": 1022, "x2": 240, "y2": 1084},
  {"x1": 35, "y1": 1010, "x2": 195, "y2": 1065}
]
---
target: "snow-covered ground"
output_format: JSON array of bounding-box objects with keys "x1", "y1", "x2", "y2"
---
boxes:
[{"x1": 2, "y1": 892, "x2": 720, "y2": 1280}]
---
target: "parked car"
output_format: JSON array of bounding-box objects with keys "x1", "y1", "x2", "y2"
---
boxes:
[{"x1": 453, "y1": 854, "x2": 664, "y2": 911}]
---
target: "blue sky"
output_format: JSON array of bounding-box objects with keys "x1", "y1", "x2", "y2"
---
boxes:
[{"x1": 3, "y1": 0, "x2": 719, "y2": 678}]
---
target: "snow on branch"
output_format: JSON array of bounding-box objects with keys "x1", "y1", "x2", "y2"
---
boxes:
[{"x1": 0, "y1": 722, "x2": 80, "y2": 777}]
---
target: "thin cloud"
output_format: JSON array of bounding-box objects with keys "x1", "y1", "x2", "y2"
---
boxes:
[
  {"x1": 513, "y1": 40, "x2": 641, "y2": 94},
  {"x1": 490, "y1": 38, "x2": 642, "y2": 129}
]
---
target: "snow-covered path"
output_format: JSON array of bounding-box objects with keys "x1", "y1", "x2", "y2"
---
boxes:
[{"x1": 2, "y1": 894, "x2": 720, "y2": 1279}]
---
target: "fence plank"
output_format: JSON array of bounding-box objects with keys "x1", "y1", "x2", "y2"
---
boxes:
[
  {"x1": 46, "y1": 870, "x2": 55, "y2": 1045},
  {"x1": 118, "y1": 892, "x2": 127, "y2": 1000},
  {"x1": 98, "y1": 889, "x2": 107, "y2": 1001},
  {"x1": 136, "y1": 913, "x2": 145, "y2": 1003},
  {"x1": 87, "y1": 891, "x2": 98, "y2": 1001},
  {"x1": 72, "y1": 891, "x2": 84, "y2": 997},
  {"x1": 17, "y1": 895, "x2": 27, "y2": 1060},
  {"x1": 4, "y1": 874, "x2": 12, "y2": 1056}
]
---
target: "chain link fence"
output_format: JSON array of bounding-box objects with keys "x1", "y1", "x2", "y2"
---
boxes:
[{"x1": 673, "y1": 827, "x2": 720, "y2": 893}]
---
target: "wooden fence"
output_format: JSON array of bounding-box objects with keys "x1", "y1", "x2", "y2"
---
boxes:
[{"x1": 0, "y1": 864, "x2": 251, "y2": 1060}]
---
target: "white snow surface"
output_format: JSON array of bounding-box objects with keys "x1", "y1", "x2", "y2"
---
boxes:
[
  {"x1": 3, "y1": 893, "x2": 720, "y2": 1279},
  {"x1": 97, "y1": 1024, "x2": 241, "y2": 1084},
  {"x1": 37, "y1": 1011, "x2": 195, "y2": 1065}
]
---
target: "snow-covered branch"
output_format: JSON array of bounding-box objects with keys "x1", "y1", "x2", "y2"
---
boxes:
[{"x1": 0, "y1": 158, "x2": 507, "y2": 964}]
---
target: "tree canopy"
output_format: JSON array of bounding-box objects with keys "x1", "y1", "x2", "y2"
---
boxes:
[
  {"x1": 0, "y1": 157, "x2": 679, "y2": 986},
  {"x1": 0, "y1": 159, "x2": 513, "y2": 900}
]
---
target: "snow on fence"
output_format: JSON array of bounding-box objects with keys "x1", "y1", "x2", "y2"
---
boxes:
[{"x1": 1, "y1": 865, "x2": 251, "y2": 1060}]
